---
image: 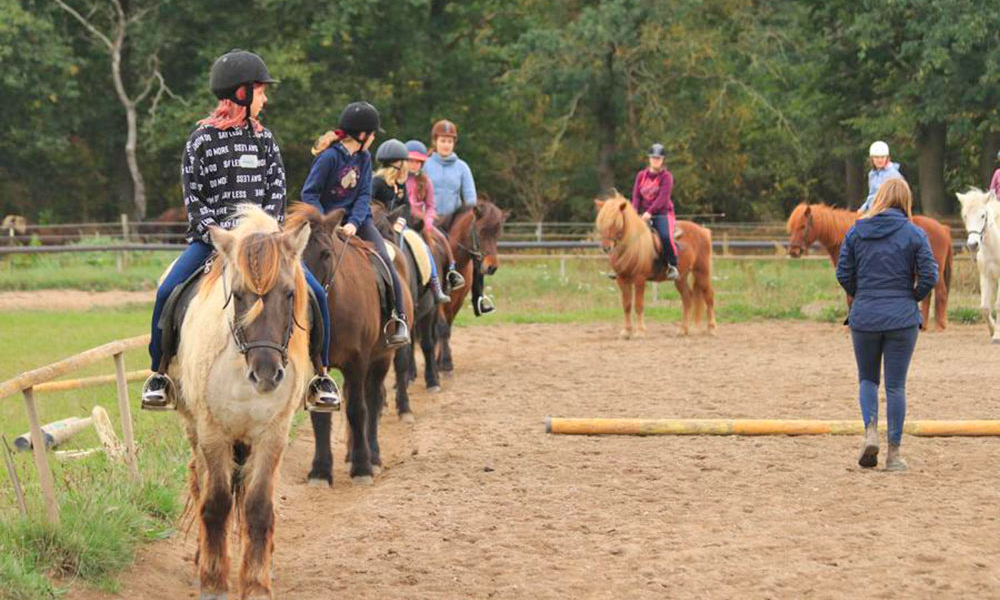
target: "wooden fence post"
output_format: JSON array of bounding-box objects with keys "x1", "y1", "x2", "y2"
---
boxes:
[
  {"x1": 113, "y1": 352, "x2": 140, "y2": 481},
  {"x1": 22, "y1": 387, "x2": 59, "y2": 525},
  {"x1": 1, "y1": 435, "x2": 28, "y2": 518}
]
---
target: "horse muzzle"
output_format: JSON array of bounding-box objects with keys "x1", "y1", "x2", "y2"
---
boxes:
[
  {"x1": 967, "y1": 235, "x2": 980, "y2": 252},
  {"x1": 787, "y1": 245, "x2": 803, "y2": 258},
  {"x1": 246, "y1": 349, "x2": 286, "y2": 394}
]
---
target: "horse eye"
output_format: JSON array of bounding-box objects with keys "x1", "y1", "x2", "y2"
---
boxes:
[{"x1": 233, "y1": 292, "x2": 243, "y2": 302}]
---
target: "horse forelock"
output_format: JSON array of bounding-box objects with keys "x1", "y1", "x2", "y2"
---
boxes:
[{"x1": 786, "y1": 203, "x2": 809, "y2": 233}]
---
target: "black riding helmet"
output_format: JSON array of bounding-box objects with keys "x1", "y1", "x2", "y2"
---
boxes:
[
  {"x1": 339, "y1": 102, "x2": 385, "y2": 138},
  {"x1": 648, "y1": 143, "x2": 666, "y2": 158},
  {"x1": 210, "y1": 49, "x2": 278, "y2": 105},
  {"x1": 375, "y1": 139, "x2": 410, "y2": 164}
]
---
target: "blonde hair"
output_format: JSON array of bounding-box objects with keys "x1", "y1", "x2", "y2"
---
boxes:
[
  {"x1": 311, "y1": 130, "x2": 344, "y2": 156},
  {"x1": 861, "y1": 178, "x2": 913, "y2": 220}
]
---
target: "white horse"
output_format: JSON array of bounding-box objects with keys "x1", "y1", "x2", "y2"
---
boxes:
[{"x1": 957, "y1": 188, "x2": 1000, "y2": 342}]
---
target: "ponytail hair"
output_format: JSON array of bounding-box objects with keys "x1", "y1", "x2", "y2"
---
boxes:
[
  {"x1": 374, "y1": 164, "x2": 404, "y2": 189},
  {"x1": 312, "y1": 130, "x2": 345, "y2": 156},
  {"x1": 198, "y1": 85, "x2": 262, "y2": 132}
]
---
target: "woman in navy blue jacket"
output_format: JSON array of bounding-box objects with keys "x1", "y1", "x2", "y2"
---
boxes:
[
  {"x1": 301, "y1": 102, "x2": 409, "y2": 348},
  {"x1": 836, "y1": 178, "x2": 938, "y2": 471}
]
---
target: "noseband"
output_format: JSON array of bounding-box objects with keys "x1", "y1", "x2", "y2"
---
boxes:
[{"x1": 789, "y1": 213, "x2": 814, "y2": 253}]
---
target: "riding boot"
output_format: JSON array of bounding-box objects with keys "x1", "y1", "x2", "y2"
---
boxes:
[
  {"x1": 446, "y1": 265, "x2": 465, "y2": 290},
  {"x1": 665, "y1": 264, "x2": 679, "y2": 280},
  {"x1": 430, "y1": 275, "x2": 451, "y2": 304},
  {"x1": 386, "y1": 312, "x2": 410, "y2": 349},
  {"x1": 141, "y1": 372, "x2": 176, "y2": 411},
  {"x1": 858, "y1": 422, "x2": 879, "y2": 468},
  {"x1": 306, "y1": 371, "x2": 341, "y2": 412},
  {"x1": 885, "y1": 444, "x2": 907, "y2": 471}
]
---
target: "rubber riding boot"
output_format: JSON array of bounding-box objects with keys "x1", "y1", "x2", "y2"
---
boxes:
[
  {"x1": 430, "y1": 275, "x2": 451, "y2": 304},
  {"x1": 665, "y1": 264, "x2": 680, "y2": 281},
  {"x1": 477, "y1": 295, "x2": 496, "y2": 315},
  {"x1": 885, "y1": 444, "x2": 907, "y2": 471},
  {"x1": 606, "y1": 272, "x2": 618, "y2": 280},
  {"x1": 857, "y1": 422, "x2": 879, "y2": 468},
  {"x1": 141, "y1": 372, "x2": 176, "y2": 411},
  {"x1": 446, "y1": 267, "x2": 466, "y2": 290},
  {"x1": 306, "y1": 373, "x2": 341, "y2": 412},
  {"x1": 386, "y1": 313, "x2": 410, "y2": 349}
]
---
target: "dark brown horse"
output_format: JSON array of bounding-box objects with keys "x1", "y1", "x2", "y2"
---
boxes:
[
  {"x1": 286, "y1": 204, "x2": 414, "y2": 487},
  {"x1": 428, "y1": 197, "x2": 507, "y2": 373},
  {"x1": 786, "y1": 202, "x2": 953, "y2": 330}
]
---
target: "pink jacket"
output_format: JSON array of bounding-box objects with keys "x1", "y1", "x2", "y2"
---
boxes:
[
  {"x1": 990, "y1": 169, "x2": 1000, "y2": 197},
  {"x1": 406, "y1": 172, "x2": 438, "y2": 228},
  {"x1": 630, "y1": 168, "x2": 674, "y2": 216}
]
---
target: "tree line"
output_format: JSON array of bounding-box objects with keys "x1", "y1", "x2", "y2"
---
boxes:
[{"x1": 3, "y1": 0, "x2": 999, "y2": 224}]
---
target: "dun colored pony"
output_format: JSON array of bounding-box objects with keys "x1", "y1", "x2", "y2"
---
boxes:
[
  {"x1": 171, "y1": 206, "x2": 311, "y2": 600},
  {"x1": 286, "y1": 204, "x2": 414, "y2": 488},
  {"x1": 786, "y1": 203, "x2": 953, "y2": 330},
  {"x1": 956, "y1": 188, "x2": 1000, "y2": 341},
  {"x1": 594, "y1": 191, "x2": 716, "y2": 338},
  {"x1": 430, "y1": 198, "x2": 507, "y2": 373}
]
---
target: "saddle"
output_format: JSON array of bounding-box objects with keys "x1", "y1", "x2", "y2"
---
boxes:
[
  {"x1": 157, "y1": 256, "x2": 325, "y2": 369},
  {"x1": 401, "y1": 229, "x2": 433, "y2": 286}
]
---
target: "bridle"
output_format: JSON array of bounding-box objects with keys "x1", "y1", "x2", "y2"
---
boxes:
[
  {"x1": 221, "y1": 264, "x2": 297, "y2": 365},
  {"x1": 788, "y1": 212, "x2": 814, "y2": 254},
  {"x1": 969, "y1": 208, "x2": 990, "y2": 246}
]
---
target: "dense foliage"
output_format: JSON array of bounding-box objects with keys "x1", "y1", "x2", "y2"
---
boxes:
[{"x1": 3, "y1": 0, "x2": 1000, "y2": 223}]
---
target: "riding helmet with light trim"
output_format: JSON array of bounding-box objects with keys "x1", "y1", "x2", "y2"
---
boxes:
[
  {"x1": 648, "y1": 143, "x2": 666, "y2": 158},
  {"x1": 210, "y1": 49, "x2": 278, "y2": 104},
  {"x1": 339, "y1": 102, "x2": 384, "y2": 136},
  {"x1": 406, "y1": 139, "x2": 428, "y2": 162},
  {"x1": 376, "y1": 139, "x2": 410, "y2": 164},
  {"x1": 431, "y1": 119, "x2": 458, "y2": 139},
  {"x1": 869, "y1": 140, "x2": 890, "y2": 157}
]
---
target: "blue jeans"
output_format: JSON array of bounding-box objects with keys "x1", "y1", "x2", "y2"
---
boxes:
[
  {"x1": 850, "y1": 326, "x2": 919, "y2": 445},
  {"x1": 149, "y1": 241, "x2": 330, "y2": 370},
  {"x1": 651, "y1": 215, "x2": 677, "y2": 266},
  {"x1": 358, "y1": 219, "x2": 406, "y2": 317}
]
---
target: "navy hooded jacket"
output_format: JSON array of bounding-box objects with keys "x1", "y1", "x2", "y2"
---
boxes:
[
  {"x1": 836, "y1": 208, "x2": 939, "y2": 331},
  {"x1": 300, "y1": 143, "x2": 373, "y2": 229}
]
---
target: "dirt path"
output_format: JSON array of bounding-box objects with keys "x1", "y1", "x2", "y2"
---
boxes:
[
  {"x1": 68, "y1": 321, "x2": 1000, "y2": 599},
  {"x1": 0, "y1": 290, "x2": 153, "y2": 311}
]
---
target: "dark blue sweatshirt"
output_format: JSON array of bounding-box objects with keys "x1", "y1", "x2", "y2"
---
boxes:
[
  {"x1": 836, "y1": 208, "x2": 939, "y2": 331},
  {"x1": 300, "y1": 143, "x2": 373, "y2": 228}
]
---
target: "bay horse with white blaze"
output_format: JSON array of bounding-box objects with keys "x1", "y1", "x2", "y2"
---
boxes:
[
  {"x1": 594, "y1": 191, "x2": 716, "y2": 338},
  {"x1": 170, "y1": 206, "x2": 311, "y2": 600},
  {"x1": 786, "y1": 203, "x2": 953, "y2": 331}
]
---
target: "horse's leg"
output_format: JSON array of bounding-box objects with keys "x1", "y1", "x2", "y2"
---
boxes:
[
  {"x1": 238, "y1": 429, "x2": 289, "y2": 600},
  {"x1": 363, "y1": 358, "x2": 391, "y2": 480},
  {"x1": 698, "y1": 271, "x2": 718, "y2": 334},
  {"x1": 421, "y1": 312, "x2": 441, "y2": 394},
  {"x1": 989, "y1": 275, "x2": 1000, "y2": 344},
  {"x1": 307, "y1": 409, "x2": 333, "y2": 487},
  {"x1": 344, "y1": 365, "x2": 373, "y2": 482},
  {"x1": 934, "y1": 261, "x2": 948, "y2": 331},
  {"x1": 436, "y1": 316, "x2": 454, "y2": 373},
  {"x1": 633, "y1": 279, "x2": 647, "y2": 338},
  {"x1": 196, "y1": 440, "x2": 234, "y2": 599},
  {"x1": 393, "y1": 344, "x2": 414, "y2": 422},
  {"x1": 616, "y1": 277, "x2": 633, "y2": 339},
  {"x1": 675, "y1": 277, "x2": 692, "y2": 336},
  {"x1": 407, "y1": 338, "x2": 418, "y2": 384}
]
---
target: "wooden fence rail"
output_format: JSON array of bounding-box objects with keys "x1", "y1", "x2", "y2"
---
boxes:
[{"x1": 0, "y1": 334, "x2": 149, "y2": 525}]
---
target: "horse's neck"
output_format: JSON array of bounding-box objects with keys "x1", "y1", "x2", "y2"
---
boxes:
[
  {"x1": 611, "y1": 217, "x2": 655, "y2": 276},
  {"x1": 980, "y1": 213, "x2": 1000, "y2": 268},
  {"x1": 450, "y1": 214, "x2": 475, "y2": 266},
  {"x1": 815, "y1": 208, "x2": 854, "y2": 256}
]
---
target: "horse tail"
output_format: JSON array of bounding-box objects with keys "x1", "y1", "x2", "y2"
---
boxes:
[
  {"x1": 944, "y1": 242, "x2": 953, "y2": 292},
  {"x1": 691, "y1": 226, "x2": 712, "y2": 325}
]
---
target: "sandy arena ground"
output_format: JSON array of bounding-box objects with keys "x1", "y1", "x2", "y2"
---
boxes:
[{"x1": 67, "y1": 321, "x2": 1000, "y2": 599}]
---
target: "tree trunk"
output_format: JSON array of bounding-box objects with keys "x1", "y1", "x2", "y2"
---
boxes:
[
  {"x1": 979, "y1": 129, "x2": 1000, "y2": 189},
  {"x1": 596, "y1": 44, "x2": 617, "y2": 193},
  {"x1": 110, "y1": 18, "x2": 146, "y2": 219},
  {"x1": 844, "y1": 157, "x2": 865, "y2": 209},
  {"x1": 916, "y1": 121, "x2": 947, "y2": 215}
]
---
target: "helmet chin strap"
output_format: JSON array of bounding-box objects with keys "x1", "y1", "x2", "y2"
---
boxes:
[{"x1": 230, "y1": 82, "x2": 264, "y2": 155}]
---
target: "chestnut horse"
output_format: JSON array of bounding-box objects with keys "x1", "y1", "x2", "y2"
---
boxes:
[
  {"x1": 594, "y1": 191, "x2": 716, "y2": 338},
  {"x1": 786, "y1": 203, "x2": 953, "y2": 330},
  {"x1": 429, "y1": 198, "x2": 507, "y2": 373},
  {"x1": 171, "y1": 206, "x2": 311, "y2": 599},
  {"x1": 286, "y1": 204, "x2": 414, "y2": 488}
]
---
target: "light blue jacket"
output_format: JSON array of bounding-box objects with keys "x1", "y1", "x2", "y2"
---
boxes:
[
  {"x1": 424, "y1": 152, "x2": 476, "y2": 217},
  {"x1": 859, "y1": 162, "x2": 903, "y2": 212}
]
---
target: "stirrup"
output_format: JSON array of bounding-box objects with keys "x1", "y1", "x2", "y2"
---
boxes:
[
  {"x1": 477, "y1": 295, "x2": 496, "y2": 315},
  {"x1": 446, "y1": 269, "x2": 466, "y2": 289},
  {"x1": 665, "y1": 265, "x2": 680, "y2": 280},
  {"x1": 306, "y1": 375, "x2": 341, "y2": 413},
  {"x1": 384, "y1": 313, "x2": 410, "y2": 349},
  {"x1": 141, "y1": 372, "x2": 177, "y2": 411}
]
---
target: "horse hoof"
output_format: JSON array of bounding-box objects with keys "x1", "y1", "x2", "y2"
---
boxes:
[
  {"x1": 992, "y1": 338, "x2": 1000, "y2": 345},
  {"x1": 199, "y1": 593, "x2": 227, "y2": 600},
  {"x1": 427, "y1": 385, "x2": 442, "y2": 393},
  {"x1": 399, "y1": 411, "x2": 416, "y2": 424},
  {"x1": 618, "y1": 329, "x2": 631, "y2": 340},
  {"x1": 371, "y1": 465, "x2": 383, "y2": 476},
  {"x1": 307, "y1": 477, "x2": 331, "y2": 488},
  {"x1": 351, "y1": 475, "x2": 374, "y2": 486}
]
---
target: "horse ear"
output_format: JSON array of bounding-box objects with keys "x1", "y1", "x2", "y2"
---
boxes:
[
  {"x1": 803, "y1": 205, "x2": 812, "y2": 216},
  {"x1": 619, "y1": 201, "x2": 628, "y2": 212},
  {"x1": 282, "y1": 220, "x2": 311, "y2": 257},
  {"x1": 988, "y1": 191, "x2": 997, "y2": 203},
  {"x1": 324, "y1": 208, "x2": 346, "y2": 228},
  {"x1": 502, "y1": 209, "x2": 511, "y2": 222},
  {"x1": 594, "y1": 199, "x2": 606, "y2": 211},
  {"x1": 473, "y1": 204, "x2": 483, "y2": 218},
  {"x1": 389, "y1": 204, "x2": 407, "y2": 221},
  {"x1": 210, "y1": 227, "x2": 236, "y2": 259}
]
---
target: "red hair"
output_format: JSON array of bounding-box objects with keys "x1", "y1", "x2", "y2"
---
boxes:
[{"x1": 198, "y1": 84, "x2": 263, "y2": 132}]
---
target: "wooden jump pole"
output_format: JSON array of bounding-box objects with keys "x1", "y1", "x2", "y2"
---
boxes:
[
  {"x1": 22, "y1": 387, "x2": 59, "y2": 525},
  {"x1": 545, "y1": 418, "x2": 1000, "y2": 437},
  {"x1": 113, "y1": 352, "x2": 140, "y2": 480}
]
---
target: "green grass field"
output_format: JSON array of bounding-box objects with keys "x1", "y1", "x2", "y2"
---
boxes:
[{"x1": 0, "y1": 252, "x2": 986, "y2": 599}]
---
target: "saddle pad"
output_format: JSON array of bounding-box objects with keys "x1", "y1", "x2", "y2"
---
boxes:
[{"x1": 402, "y1": 229, "x2": 433, "y2": 286}]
